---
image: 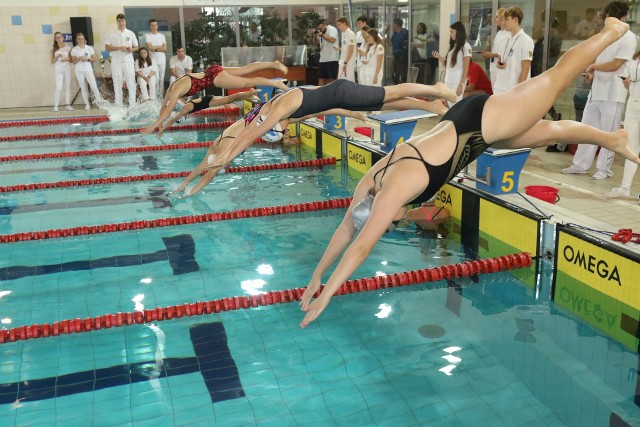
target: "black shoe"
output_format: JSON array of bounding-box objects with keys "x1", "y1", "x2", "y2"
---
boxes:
[{"x1": 546, "y1": 145, "x2": 561, "y2": 152}]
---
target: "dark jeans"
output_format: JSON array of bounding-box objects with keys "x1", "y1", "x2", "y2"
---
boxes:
[{"x1": 393, "y1": 53, "x2": 408, "y2": 84}]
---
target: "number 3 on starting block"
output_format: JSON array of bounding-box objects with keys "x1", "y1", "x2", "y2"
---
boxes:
[{"x1": 324, "y1": 115, "x2": 345, "y2": 131}]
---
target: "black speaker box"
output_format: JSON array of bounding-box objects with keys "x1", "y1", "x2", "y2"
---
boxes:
[{"x1": 70, "y1": 17, "x2": 93, "y2": 46}]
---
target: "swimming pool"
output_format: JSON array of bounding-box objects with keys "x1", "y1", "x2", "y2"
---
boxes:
[{"x1": 0, "y1": 117, "x2": 639, "y2": 426}]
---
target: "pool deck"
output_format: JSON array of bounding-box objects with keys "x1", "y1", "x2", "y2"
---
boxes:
[{"x1": 1, "y1": 105, "x2": 639, "y2": 256}]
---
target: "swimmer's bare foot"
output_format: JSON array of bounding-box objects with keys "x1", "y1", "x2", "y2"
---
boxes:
[
  {"x1": 603, "y1": 17, "x2": 629, "y2": 39},
  {"x1": 274, "y1": 60, "x2": 288, "y2": 75},
  {"x1": 354, "y1": 112, "x2": 367, "y2": 122},
  {"x1": 425, "y1": 100, "x2": 448, "y2": 115},
  {"x1": 610, "y1": 129, "x2": 640, "y2": 165},
  {"x1": 275, "y1": 80, "x2": 289, "y2": 91},
  {"x1": 434, "y1": 82, "x2": 457, "y2": 104}
]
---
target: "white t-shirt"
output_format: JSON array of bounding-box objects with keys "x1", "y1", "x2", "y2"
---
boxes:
[
  {"x1": 590, "y1": 31, "x2": 637, "y2": 103},
  {"x1": 355, "y1": 30, "x2": 365, "y2": 67},
  {"x1": 489, "y1": 30, "x2": 509, "y2": 77},
  {"x1": 106, "y1": 28, "x2": 138, "y2": 64},
  {"x1": 145, "y1": 32, "x2": 166, "y2": 64},
  {"x1": 365, "y1": 44, "x2": 384, "y2": 85},
  {"x1": 71, "y1": 44, "x2": 96, "y2": 73},
  {"x1": 444, "y1": 41, "x2": 472, "y2": 86},
  {"x1": 413, "y1": 34, "x2": 428, "y2": 59},
  {"x1": 136, "y1": 61, "x2": 159, "y2": 78},
  {"x1": 340, "y1": 28, "x2": 357, "y2": 67},
  {"x1": 170, "y1": 55, "x2": 193, "y2": 78},
  {"x1": 493, "y1": 29, "x2": 534, "y2": 94},
  {"x1": 573, "y1": 19, "x2": 597, "y2": 39},
  {"x1": 319, "y1": 25, "x2": 340, "y2": 63},
  {"x1": 53, "y1": 45, "x2": 72, "y2": 67}
]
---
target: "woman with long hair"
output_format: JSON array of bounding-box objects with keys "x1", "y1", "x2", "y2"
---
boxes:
[
  {"x1": 136, "y1": 47, "x2": 158, "y2": 102},
  {"x1": 50, "y1": 32, "x2": 73, "y2": 112},
  {"x1": 70, "y1": 32, "x2": 103, "y2": 110},
  {"x1": 298, "y1": 18, "x2": 640, "y2": 328},
  {"x1": 433, "y1": 21, "x2": 472, "y2": 106},
  {"x1": 361, "y1": 29, "x2": 385, "y2": 86}
]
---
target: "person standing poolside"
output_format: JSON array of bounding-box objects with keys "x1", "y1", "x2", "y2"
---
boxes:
[
  {"x1": 50, "y1": 32, "x2": 73, "y2": 112},
  {"x1": 298, "y1": 18, "x2": 640, "y2": 329},
  {"x1": 71, "y1": 32, "x2": 104, "y2": 110},
  {"x1": 105, "y1": 13, "x2": 139, "y2": 107},
  {"x1": 145, "y1": 19, "x2": 167, "y2": 96}
]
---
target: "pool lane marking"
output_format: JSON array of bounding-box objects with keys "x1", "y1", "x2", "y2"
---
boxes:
[
  {"x1": 0, "y1": 121, "x2": 235, "y2": 143},
  {"x1": 0, "y1": 141, "x2": 212, "y2": 162},
  {"x1": 0, "y1": 234, "x2": 198, "y2": 281},
  {"x1": 0, "y1": 322, "x2": 244, "y2": 405},
  {"x1": 0, "y1": 158, "x2": 337, "y2": 193},
  {"x1": 0, "y1": 252, "x2": 533, "y2": 344},
  {"x1": 0, "y1": 186, "x2": 171, "y2": 216}
]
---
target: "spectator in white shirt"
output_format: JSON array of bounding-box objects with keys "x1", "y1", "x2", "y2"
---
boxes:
[
  {"x1": 433, "y1": 21, "x2": 472, "y2": 106},
  {"x1": 136, "y1": 47, "x2": 159, "y2": 102},
  {"x1": 145, "y1": 19, "x2": 167, "y2": 97},
  {"x1": 169, "y1": 46, "x2": 193, "y2": 86},
  {"x1": 492, "y1": 7, "x2": 534, "y2": 95},
  {"x1": 573, "y1": 8, "x2": 598, "y2": 40},
  {"x1": 71, "y1": 32, "x2": 103, "y2": 110},
  {"x1": 50, "y1": 32, "x2": 73, "y2": 112},
  {"x1": 336, "y1": 17, "x2": 356, "y2": 82},
  {"x1": 105, "y1": 13, "x2": 139, "y2": 107}
]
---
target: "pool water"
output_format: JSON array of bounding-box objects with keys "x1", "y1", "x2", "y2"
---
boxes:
[{"x1": 0, "y1": 118, "x2": 639, "y2": 426}]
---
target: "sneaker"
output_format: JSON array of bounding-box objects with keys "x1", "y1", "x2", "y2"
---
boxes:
[
  {"x1": 53, "y1": 106, "x2": 58, "y2": 112},
  {"x1": 85, "y1": 105, "x2": 91, "y2": 111},
  {"x1": 561, "y1": 165, "x2": 587, "y2": 174},
  {"x1": 592, "y1": 170, "x2": 613, "y2": 180},
  {"x1": 66, "y1": 105, "x2": 74, "y2": 111},
  {"x1": 604, "y1": 186, "x2": 630, "y2": 198}
]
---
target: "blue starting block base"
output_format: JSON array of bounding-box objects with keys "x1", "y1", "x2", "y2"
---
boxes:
[
  {"x1": 475, "y1": 148, "x2": 531, "y2": 195},
  {"x1": 367, "y1": 110, "x2": 438, "y2": 151},
  {"x1": 324, "y1": 115, "x2": 346, "y2": 131},
  {"x1": 255, "y1": 78, "x2": 287, "y2": 102}
]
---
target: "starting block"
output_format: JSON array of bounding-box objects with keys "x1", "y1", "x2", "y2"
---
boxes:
[
  {"x1": 367, "y1": 110, "x2": 438, "y2": 151},
  {"x1": 256, "y1": 78, "x2": 286, "y2": 102},
  {"x1": 475, "y1": 148, "x2": 531, "y2": 195}
]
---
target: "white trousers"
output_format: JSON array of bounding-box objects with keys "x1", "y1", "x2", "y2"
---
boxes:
[
  {"x1": 150, "y1": 53, "x2": 166, "y2": 96},
  {"x1": 54, "y1": 63, "x2": 72, "y2": 107},
  {"x1": 338, "y1": 62, "x2": 356, "y2": 82},
  {"x1": 75, "y1": 69, "x2": 102, "y2": 106},
  {"x1": 570, "y1": 99, "x2": 624, "y2": 174},
  {"x1": 111, "y1": 61, "x2": 137, "y2": 107},
  {"x1": 620, "y1": 100, "x2": 640, "y2": 189},
  {"x1": 137, "y1": 75, "x2": 158, "y2": 101}
]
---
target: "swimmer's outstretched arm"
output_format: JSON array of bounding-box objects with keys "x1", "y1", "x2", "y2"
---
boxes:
[
  {"x1": 300, "y1": 180, "x2": 415, "y2": 328},
  {"x1": 156, "y1": 103, "x2": 195, "y2": 137},
  {"x1": 289, "y1": 108, "x2": 367, "y2": 123},
  {"x1": 173, "y1": 143, "x2": 218, "y2": 193}
]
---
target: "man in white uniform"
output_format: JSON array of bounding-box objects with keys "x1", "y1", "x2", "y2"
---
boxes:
[
  {"x1": 169, "y1": 46, "x2": 193, "y2": 86},
  {"x1": 336, "y1": 17, "x2": 356, "y2": 82},
  {"x1": 355, "y1": 16, "x2": 368, "y2": 83},
  {"x1": 562, "y1": 1, "x2": 636, "y2": 179},
  {"x1": 105, "y1": 13, "x2": 139, "y2": 107},
  {"x1": 71, "y1": 32, "x2": 103, "y2": 110},
  {"x1": 480, "y1": 8, "x2": 508, "y2": 88},
  {"x1": 492, "y1": 7, "x2": 534, "y2": 95},
  {"x1": 145, "y1": 18, "x2": 167, "y2": 97}
]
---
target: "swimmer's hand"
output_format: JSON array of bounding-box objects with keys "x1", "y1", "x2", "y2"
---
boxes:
[
  {"x1": 140, "y1": 125, "x2": 157, "y2": 135},
  {"x1": 299, "y1": 278, "x2": 322, "y2": 311},
  {"x1": 300, "y1": 294, "x2": 331, "y2": 329}
]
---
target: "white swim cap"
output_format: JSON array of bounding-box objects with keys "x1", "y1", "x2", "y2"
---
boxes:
[
  {"x1": 351, "y1": 194, "x2": 374, "y2": 230},
  {"x1": 256, "y1": 115, "x2": 284, "y2": 142}
]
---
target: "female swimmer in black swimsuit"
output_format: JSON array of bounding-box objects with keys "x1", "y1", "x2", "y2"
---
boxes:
[
  {"x1": 299, "y1": 18, "x2": 640, "y2": 329},
  {"x1": 155, "y1": 89, "x2": 259, "y2": 137},
  {"x1": 142, "y1": 60, "x2": 289, "y2": 135},
  {"x1": 207, "y1": 80, "x2": 457, "y2": 171}
]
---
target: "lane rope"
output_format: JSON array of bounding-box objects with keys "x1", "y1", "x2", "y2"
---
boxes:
[
  {"x1": 0, "y1": 121, "x2": 235, "y2": 143},
  {"x1": 0, "y1": 197, "x2": 352, "y2": 244},
  {"x1": 0, "y1": 158, "x2": 337, "y2": 193},
  {"x1": 0, "y1": 106, "x2": 240, "y2": 129},
  {"x1": 0, "y1": 252, "x2": 533, "y2": 344}
]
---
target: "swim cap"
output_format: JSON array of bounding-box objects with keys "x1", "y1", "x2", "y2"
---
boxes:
[
  {"x1": 262, "y1": 129, "x2": 284, "y2": 143},
  {"x1": 351, "y1": 194, "x2": 374, "y2": 230}
]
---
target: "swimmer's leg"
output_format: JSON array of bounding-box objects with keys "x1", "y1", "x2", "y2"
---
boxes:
[
  {"x1": 381, "y1": 97, "x2": 448, "y2": 115},
  {"x1": 213, "y1": 71, "x2": 289, "y2": 91},
  {"x1": 222, "y1": 61, "x2": 288, "y2": 76},
  {"x1": 382, "y1": 82, "x2": 457, "y2": 104}
]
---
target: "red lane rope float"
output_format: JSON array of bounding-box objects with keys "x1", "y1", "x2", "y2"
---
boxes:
[
  {"x1": 0, "y1": 141, "x2": 212, "y2": 162},
  {"x1": 0, "y1": 121, "x2": 235, "y2": 143},
  {"x1": 0, "y1": 158, "x2": 337, "y2": 193},
  {"x1": 0, "y1": 116, "x2": 109, "y2": 128},
  {"x1": 0, "y1": 197, "x2": 352, "y2": 244},
  {"x1": 612, "y1": 228, "x2": 640, "y2": 244},
  {"x1": 0, "y1": 252, "x2": 533, "y2": 344},
  {"x1": 0, "y1": 106, "x2": 241, "y2": 129}
]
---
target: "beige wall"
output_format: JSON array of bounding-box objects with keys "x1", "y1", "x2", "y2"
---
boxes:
[{"x1": 0, "y1": 5, "x2": 124, "y2": 109}]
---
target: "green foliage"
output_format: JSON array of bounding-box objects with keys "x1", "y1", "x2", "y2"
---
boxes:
[
  {"x1": 259, "y1": 11, "x2": 288, "y2": 46},
  {"x1": 293, "y1": 9, "x2": 323, "y2": 48},
  {"x1": 171, "y1": 10, "x2": 236, "y2": 69}
]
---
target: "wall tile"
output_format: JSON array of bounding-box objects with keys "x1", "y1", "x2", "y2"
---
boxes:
[{"x1": 11, "y1": 16, "x2": 22, "y2": 26}]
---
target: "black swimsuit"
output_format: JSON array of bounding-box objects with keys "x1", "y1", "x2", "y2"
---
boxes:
[
  {"x1": 289, "y1": 80, "x2": 385, "y2": 119},
  {"x1": 374, "y1": 94, "x2": 492, "y2": 205},
  {"x1": 187, "y1": 96, "x2": 214, "y2": 113}
]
